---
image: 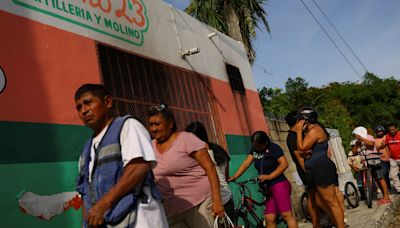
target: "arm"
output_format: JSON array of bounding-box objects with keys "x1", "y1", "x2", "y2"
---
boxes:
[
  {"x1": 295, "y1": 123, "x2": 322, "y2": 152},
  {"x1": 293, "y1": 150, "x2": 305, "y2": 171},
  {"x1": 86, "y1": 158, "x2": 150, "y2": 226},
  {"x1": 259, "y1": 156, "x2": 289, "y2": 182},
  {"x1": 228, "y1": 154, "x2": 254, "y2": 181},
  {"x1": 225, "y1": 160, "x2": 230, "y2": 181},
  {"x1": 354, "y1": 134, "x2": 374, "y2": 147},
  {"x1": 192, "y1": 148, "x2": 225, "y2": 217}
]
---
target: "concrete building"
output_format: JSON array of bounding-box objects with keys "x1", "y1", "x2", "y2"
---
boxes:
[{"x1": 0, "y1": 0, "x2": 268, "y2": 227}]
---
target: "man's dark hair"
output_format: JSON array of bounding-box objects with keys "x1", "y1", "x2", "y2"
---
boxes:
[
  {"x1": 147, "y1": 104, "x2": 177, "y2": 132},
  {"x1": 388, "y1": 122, "x2": 397, "y2": 128},
  {"x1": 285, "y1": 111, "x2": 298, "y2": 127},
  {"x1": 74, "y1": 84, "x2": 109, "y2": 100}
]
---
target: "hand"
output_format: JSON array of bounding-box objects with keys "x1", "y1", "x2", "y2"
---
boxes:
[
  {"x1": 354, "y1": 134, "x2": 363, "y2": 140},
  {"x1": 300, "y1": 150, "x2": 312, "y2": 158},
  {"x1": 227, "y1": 176, "x2": 236, "y2": 182},
  {"x1": 212, "y1": 201, "x2": 225, "y2": 217},
  {"x1": 86, "y1": 199, "x2": 111, "y2": 227},
  {"x1": 294, "y1": 119, "x2": 305, "y2": 132},
  {"x1": 258, "y1": 174, "x2": 271, "y2": 182}
]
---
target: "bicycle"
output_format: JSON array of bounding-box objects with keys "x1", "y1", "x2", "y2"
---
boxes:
[
  {"x1": 231, "y1": 178, "x2": 287, "y2": 228},
  {"x1": 358, "y1": 151, "x2": 382, "y2": 208},
  {"x1": 344, "y1": 180, "x2": 359, "y2": 209},
  {"x1": 299, "y1": 180, "x2": 359, "y2": 223},
  {"x1": 300, "y1": 188, "x2": 333, "y2": 226}
]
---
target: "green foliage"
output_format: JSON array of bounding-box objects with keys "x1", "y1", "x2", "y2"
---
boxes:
[
  {"x1": 185, "y1": 0, "x2": 270, "y2": 63},
  {"x1": 259, "y1": 72, "x2": 400, "y2": 150}
]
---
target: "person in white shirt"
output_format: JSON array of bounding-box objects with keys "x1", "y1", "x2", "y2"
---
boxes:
[{"x1": 75, "y1": 84, "x2": 168, "y2": 228}]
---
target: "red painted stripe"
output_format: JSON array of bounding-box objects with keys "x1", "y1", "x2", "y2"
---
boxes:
[
  {"x1": 0, "y1": 12, "x2": 100, "y2": 125},
  {"x1": 210, "y1": 78, "x2": 269, "y2": 135}
]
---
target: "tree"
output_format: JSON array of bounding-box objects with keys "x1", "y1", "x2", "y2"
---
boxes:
[
  {"x1": 185, "y1": 0, "x2": 270, "y2": 63},
  {"x1": 258, "y1": 87, "x2": 291, "y2": 118},
  {"x1": 285, "y1": 77, "x2": 308, "y2": 109},
  {"x1": 258, "y1": 72, "x2": 400, "y2": 152}
]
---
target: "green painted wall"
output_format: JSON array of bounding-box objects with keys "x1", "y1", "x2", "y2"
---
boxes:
[
  {"x1": 0, "y1": 162, "x2": 82, "y2": 227},
  {"x1": 0, "y1": 121, "x2": 91, "y2": 164},
  {"x1": 0, "y1": 121, "x2": 90, "y2": 227},
  {"x1": 225, "y1": 134, "x2": 252, "y2": 155}
]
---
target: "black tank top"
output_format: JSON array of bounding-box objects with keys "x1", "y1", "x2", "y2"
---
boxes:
[{"x1": 304, "y1": 140, "x2": 328, "y2": 170}]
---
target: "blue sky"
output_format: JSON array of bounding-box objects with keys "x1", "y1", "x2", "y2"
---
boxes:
[{"x1": 164, "y1": 0, "x2": 400, "y2": 89}]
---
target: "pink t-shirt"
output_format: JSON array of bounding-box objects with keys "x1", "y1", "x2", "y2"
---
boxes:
[
  {"x1": 364, "y1": 135, "x2": 379, "y2": 158},
  {"x1": 152, "y1": 132, "x2": 210, "y2": 217}
]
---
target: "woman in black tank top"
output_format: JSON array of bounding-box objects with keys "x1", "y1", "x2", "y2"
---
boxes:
[{"x1": 294, "y1": 107, "x2": 345, "y2": 228}]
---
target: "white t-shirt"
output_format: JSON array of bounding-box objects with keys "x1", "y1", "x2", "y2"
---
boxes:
[
  {"x1": 81, "y1": 118, "x2": 168, "y2": 228},
  {"x1": 208, "y1": 149, "x2": 232, "y2": 204}
]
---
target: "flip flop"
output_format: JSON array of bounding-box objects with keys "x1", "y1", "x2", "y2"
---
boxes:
[{"x1": 377, "y1": 199, "x2": 391, "y2": 205}]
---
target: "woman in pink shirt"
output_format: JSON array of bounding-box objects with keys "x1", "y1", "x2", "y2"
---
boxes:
[{"x1": 147, "y1": 104, "x2": 224, "y2": 227}]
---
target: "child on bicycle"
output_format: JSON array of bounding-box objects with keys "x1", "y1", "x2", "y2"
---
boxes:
[
  {"x1": 352, "y1": 126, "x2": 391, "y2": 205},
  {"x1": 229, "y1": 131, "x2": 298, "y2": 228},
  {"x1": 348, "y1": 139, "x2": 366, "y2": 200}
]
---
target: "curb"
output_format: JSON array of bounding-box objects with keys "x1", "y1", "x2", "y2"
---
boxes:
[{"x1": 373, "y1": 195, "x2": 400, "y2": 228}]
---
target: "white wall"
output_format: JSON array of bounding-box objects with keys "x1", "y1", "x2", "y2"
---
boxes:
[{"x1": 0, "y1": 0, "x2": 257, "y2": 91}]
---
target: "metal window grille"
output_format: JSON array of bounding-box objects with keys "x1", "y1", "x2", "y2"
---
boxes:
[
  {"x1": 226, "y1": 64, "x2": 246, "y2": 95},
  {"x1": 96, "y1": 44, "x2": 224, "y2": 144}
]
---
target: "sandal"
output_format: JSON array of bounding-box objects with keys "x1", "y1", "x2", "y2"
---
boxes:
[{"x1": 377, "y1": 199, "x2": 391, "y2": 205}]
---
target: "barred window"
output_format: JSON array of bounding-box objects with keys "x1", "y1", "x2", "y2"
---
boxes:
[
  {"x1": 96, "y1": 43, "x2": 224, "y2": 144},
  {"x1": 226, "y1": 64, "x2": 245, "y2": 95}
]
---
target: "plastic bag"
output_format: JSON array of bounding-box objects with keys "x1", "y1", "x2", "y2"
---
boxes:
[{"x1": 213, "y1": 213, "x2": 235, "y2": 228}]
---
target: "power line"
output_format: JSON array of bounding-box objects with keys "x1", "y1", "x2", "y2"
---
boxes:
[
  {"x1": 311, "y1": 0, "x2": 368, "y2": 73},
  {"x1": 254, "y1": 64, "x2": 274, "y2": 76},
  {"x1": 299, "y1": 0, "x2": 363, "y2": 80}
]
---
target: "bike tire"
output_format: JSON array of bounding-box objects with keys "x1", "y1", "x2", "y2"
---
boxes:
[
  {"x1": 365, "y1": 169, "x2": 373, "y2": 208},
  {"x1": 300, "y1": 191, "x2": 311, "y2": 222},
  {"x1": 243, "y1": 215, "x2": 250, "y2": 228},
  {"x1": 344, "y1": 181, "x2": 359, "y2": 208}
]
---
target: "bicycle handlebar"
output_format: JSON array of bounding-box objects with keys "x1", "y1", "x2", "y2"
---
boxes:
[{"x1": 231, "y1": 177, "x2": 260, "y2": 185}]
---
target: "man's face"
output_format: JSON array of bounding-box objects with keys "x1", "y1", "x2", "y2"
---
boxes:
[
  {"x1": 75, "y1": 92, "x2": 112, "y2": 131},
  {"x1": 376, "y1": 131, "x2": 385, "y2": 138},
  {"x1": 389, "y1": 126, "x2": 397, "y2": 136}
]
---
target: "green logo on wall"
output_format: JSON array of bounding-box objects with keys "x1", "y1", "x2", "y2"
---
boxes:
[{"x1": 13, "y1": 0, "x2": 149, "y2": 46}]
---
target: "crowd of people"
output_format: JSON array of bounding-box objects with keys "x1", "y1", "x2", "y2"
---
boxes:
[
  {"x1": 73, "y1": 83, "x2": 399, "y2": 228},
  {"x1": 347, "y1": 123, "x2": 400, "y2": 204}
]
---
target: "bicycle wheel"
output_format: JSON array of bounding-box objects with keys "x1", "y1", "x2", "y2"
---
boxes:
[
  {"x1": 364, "y1": 169, "x2": 373, "y2": 208},
  {"x1": 300, "y1": 191, "x2": 311, "y2": 222},
  {"x1": 344, "y1": 181, "x2": 359, "y2": 208}
]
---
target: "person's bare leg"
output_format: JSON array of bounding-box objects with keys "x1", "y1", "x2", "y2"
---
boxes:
[
  {"x1": 308, "y1": 189, "x2": 320, "y2": 228},
  {"x1": 265, "y1": 213, "x2": 277, "y2": 228},
  {"x1": 335, "y1": 186, "x2": 345, "y2": 215},
  {"x1": 376, "y1": 179, "x2": 390, "y2": 201},
  {"x1": 315, "y1": 191, "x2": 335, "y2": 223},
  {"x1": 317, "y1": 185, "x2": 345, "y2": 228},
  {"x1": 280, "y1": 211, "x2": 298, "y2": 228}
]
